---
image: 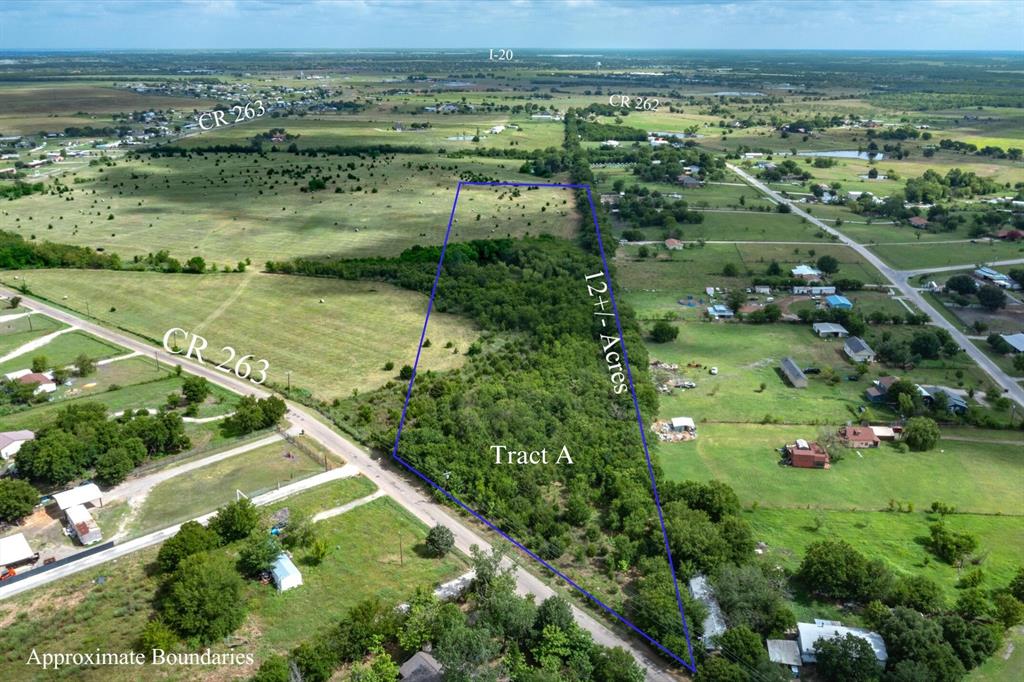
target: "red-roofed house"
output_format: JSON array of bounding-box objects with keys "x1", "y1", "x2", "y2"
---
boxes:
[
  {"x1": 784, "y1": 440, "x2": 830, "y2": 469},
  {"x1": 839, "y1": 425, "x2": 880, "y2": 448}
]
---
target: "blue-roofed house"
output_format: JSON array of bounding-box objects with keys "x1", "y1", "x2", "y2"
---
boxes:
[
  {"x1": 825, "y1": 294, "x2": 853, "y2": 310},
  {"x1": 918, "y1": 385, "x2": 969, "y2": 415},
  {"x1": 707, "y1": 304, "x2": 735, "y2": 319},
  {"x1": 271, "y1": 552, "x2": 303, "y2": 592},
  {"x1": 1001, "y1": 333, "x2": 1024, "y2": 354}
]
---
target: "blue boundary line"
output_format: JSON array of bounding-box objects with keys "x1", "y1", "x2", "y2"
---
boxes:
[{"x1": 388, "y1": 180, "x2": 697, "y2": 672}]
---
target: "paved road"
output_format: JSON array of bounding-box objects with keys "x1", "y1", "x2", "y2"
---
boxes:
[
  {"x1": 0, "y1": 464, "x2": 359, "y2": 601},
  {"x1": 727, "y1": 164, "x2": 1024, "y2": 407},
  {"x1": 0, "y1": 289, "x2": 684, "y2": 681},
  {"x1": 901, "y1": 259, "x2": 1024, "y2": 278}
]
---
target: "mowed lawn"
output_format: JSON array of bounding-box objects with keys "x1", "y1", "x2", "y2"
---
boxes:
[
  {"x1": 870, "y1": 240, "x2": 1024, "y2": 270},
  {"x1": 1, "y1": 152, "x2": 576, "y2": 264},
  {"x1": 0, "y1": 493, "x2": 464, "y2": 682},
  {"x1": 658, "y1": 423, "x2": 1024, "y2": 515},
  {"x1": 747, "y1": 508, "x2": 1024, "y2": 603},
  {"x1": 131, "y1": 444, "x2": 362, "y2": 536},
  {"x1": 0, "y1": 313, "x2": 66, "y2": 357},
  {"x1": 6, "y1": 270, "x2": 479, "y2": 400},
  {"x1": 0, "y1": 330, "x2": 123, "y2": 375}
]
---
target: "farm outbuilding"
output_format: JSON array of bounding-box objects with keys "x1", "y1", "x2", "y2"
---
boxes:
[
  {"x1": 791, "y1": 264, "x2": 822, "y2": 280},
  {"x1": 844, "y1": 337, "x2": 876, "y2": 363},
  {"x1": 689, "y1": 574, "x2": 726, "y2": 650},
  {"x1": 766, "y1": 639, "x2": 802, "y2": 675},
  {"x1": 400, "y1": 651, "x2": 443, "y2": 681},
  {"x1": 65, "y1": 504, "x2": 102, "y2": 545},
  {"x1": 785, "y1": 440, "x2": 830, "y2": 469},
  {"x1": 0, "y1": 532, "x2": 37, "y2": 568},
  {"x1": 825, "y1": 294, "x2": 853, "y2": 310},
  {"x1": 1001, "y1": 333, "x2": 1024, "y2": 353},
  {"x1": 813, "y1": 322, "x2": 848, "y2": 338},
  {"x1": 271, "y1": 553, "x2": 303, "y2": 592},
  {"x1": 52, "y1": 483, "x2": 103, "y2": 511},
  {"x1": 780, "y1": 357, "x2": 808, "y2": 388}
]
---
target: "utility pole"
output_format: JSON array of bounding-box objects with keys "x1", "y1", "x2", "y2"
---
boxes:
[
  {"x1": 86, "y1": 301, "x2": 91, "y2": 317},
  {"x1": 286, "y1": 370, "x2": 291, "y2": 392},
  {"x1": 399, "y1": 533, "x2": 404, "y2": 567},
  {"x1": 154, "y1": 350, "x2": 159, "y2": 371}
]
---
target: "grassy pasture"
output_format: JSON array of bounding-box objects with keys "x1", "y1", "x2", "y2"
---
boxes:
[
  {"x1": 614, "y1": 242, "x2": 886, "y2": 319},
  {"x1": 5, "y1": 269, "x2": 479, "y2": 400},
  {"x1": 870, "y1": 240, "x2": 1024, "y2": 270},
  {"x1": 176, "y1": 113, "x2": 567, "y2": 151},
  {"x1": 0, "y1": 330, "x2": 122, "y2": 376},
  {"x1": 1, "y1": 152, "x2": 575, "y2": 263},
  {"x1": 658, "y1": 423, "x2": 1024, "y2": 515},
  {"x1": 130, "y1": 438, "x2": 336, "y2": 536},
  {"x1": 0, "y1": 314, "x2": 66, "y2": 356},
  {"x1": 748, "y1": 508, "x2": 1024, "y2": 604}
]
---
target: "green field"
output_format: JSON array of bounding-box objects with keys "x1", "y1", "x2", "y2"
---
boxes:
[
  {"x1": 0, "y1": 492, "x2": 465, "y2": 682},
  {"x1": 0, "y1": 330, "x2": 122, "y2": 376},
  {"x1": 748, "y1": 508, "x2": 1024, "y2": 603},
  {"x1": 6, "y1": 269, "x2": 479, "y2": 400},
  {"x1": 1, "y1": 152, "x2": 576, "y2": 264},
  {"x1": 658, "y1": 423, "x2": 1024, "y2": 515},
  {"x1": 0, "y1": 313, "x2": 66, "y2": 357},
  {"x1": 131, "y1": 443, "x2": 359, "y2": 536},
  {"x1": 870, "y1": 240, "x2": 1024, "y2": 270}
]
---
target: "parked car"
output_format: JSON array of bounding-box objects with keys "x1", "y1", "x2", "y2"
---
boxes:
[{"x1": 803, "y1": 367, "x2": 821, "y2": 375}]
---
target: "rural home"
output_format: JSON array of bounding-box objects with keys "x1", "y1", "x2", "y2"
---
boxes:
[
  {"x1": 839, "y1": 425, "x2": 880, "y2": 448},
  {"x1": 707, "y1": 304, "x2": 735, "y2": 319},
  {"x1": 908, "y1": 216, "x2": 929, "y2": 228},
  {"x1": 0, "y1": 532, "x2": 38, "y2": 570},
  {"x1": 995, "y1": 229, "x2": 1024, "y2": 241},
  {"x1": 844, "y1": 337, "x2": 876, "y2": 363},
  {"x1": 825, "y1": 294, "x2": 853, "y2": 310},
  {"x1": 400, "y1": 651, "x2": 442, "y2": 682},
  {"x1": 766, "y1": 639, "x2": 801, "y2": 677},
  {"x1": 974, "y1": 266, "x2": 1013, "y2": 288},
  {"x1": 785, "y1": 440, "x2": 830, "y2": 469},
  {"x1": 676, "y1": 174, "x2": 701, "y2": 188},
  {"x1": 271, "y1": 552, "x2": 303, "y2": 592},
  {"x1": 52, "y1": 483, "x2": 103, "y2": 546},
  {"x1": 15, "y1": 372, "x2": 57, "y2": 395},
  {"x1": 791, "y1": 264, "x2": 822, "y2": 280},
  {"x1": 664, "y1": 238, "x2": 684, "y2": 250},
  {"x1": 797, "y1": 620, "x2": 888, "y2": 665},
  {"x1": 689, "y1": 574, "x2": 726, "y2": 650},
  {"x1": 780, "y1": 357, "x2": 808, "y2": 388},
  {"x1": 0, "y1": 430, "x2": 34, "y2": 460},
  {"x1": 865, "y1": 375, "x2": 899, "y2": 403},
  {"x1": 754, "y1": 285, "x2": 771, "y2": 295},
  {"x1": 813, "y1": 322, "x2": 848, "y2": 338},
  {"x1": 918, "y1": 385, "x2": 968, "y2": 415}
]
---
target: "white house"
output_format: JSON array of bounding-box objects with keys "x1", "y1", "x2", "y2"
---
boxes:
[
  {"x1": 487, "y1": 125, "x2": 505, "y2": 134},
  {"x1": 797, "y1": 620, "x2": 887, "y2": 665},
  {"x1": 791, "y1": 264, "x2": 822, "y2": 280},
  {"x1": 271, "y1": 552, "x2": 303, "y2": 592},
  {"x1": 0, "y1": 430, "x2": 35, "y2": 460}
]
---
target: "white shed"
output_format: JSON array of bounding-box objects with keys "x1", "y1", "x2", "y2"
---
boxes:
[
  {"x1": 670, "y1": 417, "x2": 696, "y2": 433},
  {"x1": 0, "y1": 532, "x2": 36, "y2": 567},
  {"x1": 65, "y1": 504, "x2": 102, "y2": 545},
  {"x1": 271, "y1": 553, "x2": 303, "y2": 592},
  {"x1": 52, "y1": 483, "x2": 102, "y2": 511}
]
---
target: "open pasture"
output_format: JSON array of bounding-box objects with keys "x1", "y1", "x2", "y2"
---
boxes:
[
  {"x1": 1, "y1": 152, "x2": 575, "y2": 263},
  {"x1": 5, "y1": 269, "x2": 479, "y2": 400}
]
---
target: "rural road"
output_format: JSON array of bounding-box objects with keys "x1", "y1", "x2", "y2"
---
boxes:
[
  {"x1": 0, "y1": 289, "x2": 685, "y2": 681},
  {"x1": 727, "y1": 163, "x2": 1024, "y2": 407}
]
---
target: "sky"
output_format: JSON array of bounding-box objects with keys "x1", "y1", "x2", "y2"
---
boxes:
[{"x1": 1, "y1": 0, "x2": 1022, "y2": 52}]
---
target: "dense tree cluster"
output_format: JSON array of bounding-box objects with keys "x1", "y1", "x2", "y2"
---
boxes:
[
  {"x1": 0, "y1": 230, "x2": 120, "y2": 270},
  {"x1": 221, "y1": 395, "x2": 287, "y2": 437},
  {"x1": 15, "y1": 401, "x2": 189, "y2": 487}
]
